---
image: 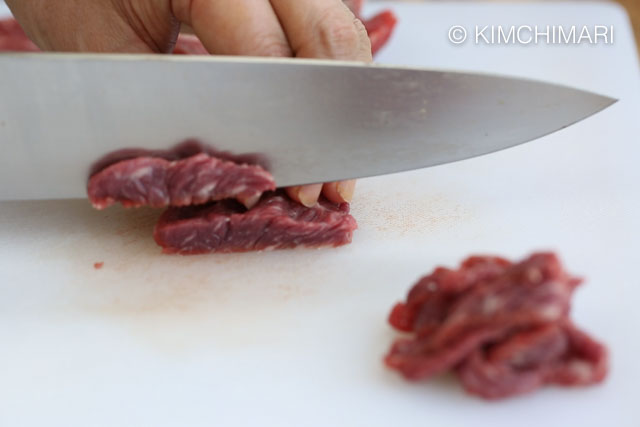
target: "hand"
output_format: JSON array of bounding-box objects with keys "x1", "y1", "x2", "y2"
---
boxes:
[{"x1": 6, "y1": 0, "x2": 371, "y2": 206}]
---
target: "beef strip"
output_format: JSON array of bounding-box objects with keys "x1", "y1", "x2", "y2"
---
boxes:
[
  {"x1": 88, "y1": 140, "x2": 269, "y2": 177},
  {"x1": 154, "y1": 191, "x2": 357, "y2": 254},
  {"x1": 362, "y1": 10, "x2": 398, "y2": 55},
  {"x1": 385, "y1": 253, "x2": 608, "y2": 399},
  {"x1": 457, "y1": 321, "x2": 608, "y2": 399},
  {"x1": 88, "y1": 153, "x2": 276, "y2": 210}
]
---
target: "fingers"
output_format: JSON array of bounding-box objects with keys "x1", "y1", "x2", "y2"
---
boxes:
[
  {"x1": 286, "y1": 184, "x2": 324, "y2": 207},
  {"x1": 173, "y1": 0, "x2": 292, "y2": 56},
  {"x1": 286, "y1": 180, "x2": 356, "y2": 207},
  {"x1": 321, "y1": 180, "x2": 356, "y2": 204},
  {"x1": 269, "y1": 0, "x2": 372, "y2": 61},
  {"x1": 173, "y1": 0, "x2": 371, "y2": 59}
]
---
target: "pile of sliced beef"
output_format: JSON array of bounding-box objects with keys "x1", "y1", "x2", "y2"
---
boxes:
[
  {"x1": 385, "y1": 253, "x2": 608, "y2": 399},
  {"x1": 87, "y1": 144, "x2": 357, "y2": 254}
]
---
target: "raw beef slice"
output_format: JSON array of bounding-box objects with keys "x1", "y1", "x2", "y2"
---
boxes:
[
  {"x1": 154, "y1": 191, "x2": 357, "y2": 254},
  {"x1": 88, "y1": 153, "x2": 275, "y2": 210},
  {"x1": 362, "y1": 10, "x2": 398, "y2": 55},
  {"x1": 385, "y1": 253, "x2": 608, "y2": 399}
]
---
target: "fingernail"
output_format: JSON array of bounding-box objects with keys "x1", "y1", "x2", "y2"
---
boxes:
[
  {"x1": 336, "y1": 180, "x2": 356, "y2": 203},
  {"x1": 298, "y1": 184, "x2": 323, "y2": 207},
  {"x1": 239, "y1": 193, "x2": 261, "y2": 210}
]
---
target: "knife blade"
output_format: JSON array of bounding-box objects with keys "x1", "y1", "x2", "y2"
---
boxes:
[{"x1": 0, "y1": 54, "x2": 615, "y2": 200}]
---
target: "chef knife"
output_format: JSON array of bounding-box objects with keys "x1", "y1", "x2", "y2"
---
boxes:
[{"x1": 0, "y1": 54, "x2": 615, "y2": 200}]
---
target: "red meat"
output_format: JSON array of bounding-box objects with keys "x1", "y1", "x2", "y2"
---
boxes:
[
  {"x1": 87, "y1": 140, "x2": 268, "y2": 178},
  {"x1": 88, "y1": 148, "x2": 358, "y2": 254},
  {"x1": 457, "y1": 322, "x2": 608, "y2": 399},
  {"x1": 363, "y1": 10, "x2": 398, "y2": 55},
  {"x1": 154, "y1": 191, "x2": 357, "y2": 254},
  {"x1": 88, "y1": 153, "x2": 275, "y2": 210},
  {"x1": 385, "y1": 253, "x2": 608, "y2": 399}
]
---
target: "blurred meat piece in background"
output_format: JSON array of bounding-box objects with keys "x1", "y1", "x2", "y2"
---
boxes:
[{"x1": 386, "y1": 252, "x2": 608, "y2": 400}]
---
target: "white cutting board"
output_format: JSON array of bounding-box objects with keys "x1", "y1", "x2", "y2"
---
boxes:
[{"x1": 1, "y1": 2, "x2": 639, "y2": 426}]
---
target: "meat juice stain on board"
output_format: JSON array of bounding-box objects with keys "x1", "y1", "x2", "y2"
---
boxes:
[
  {"x1": 16, "y1": 188, "x2": 472, "y2": 334},
  {"x1": 66, "y1": 253, "x2": 350, "y2": 356},
  {"x1": 351, "y1": 190, "x2": 472, "y2": 237},
  {"x1": 34, "y1": 194, "x2": 349, "y2": 315},
  {"x1": 50, "y1": 222, "x2": 354, "y2": 355}
]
